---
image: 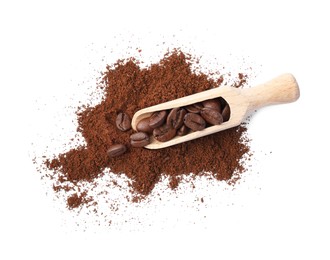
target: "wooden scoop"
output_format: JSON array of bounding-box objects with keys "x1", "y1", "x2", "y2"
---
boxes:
[{"x1": 131, "y1": 73, "x2": 300, "y2": 149}]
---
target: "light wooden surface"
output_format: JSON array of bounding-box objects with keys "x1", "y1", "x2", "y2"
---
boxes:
[{"x1": 131, "y1": 73, "x2": 300, "y2": 149}]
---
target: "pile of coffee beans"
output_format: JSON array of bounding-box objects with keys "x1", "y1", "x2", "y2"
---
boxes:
[{"x1": 107, "y1": 97, "x2": 230, "y2": 157}]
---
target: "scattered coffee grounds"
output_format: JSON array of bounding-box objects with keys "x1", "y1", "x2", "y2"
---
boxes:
[{"x1": 43, "y1": 49, "x2": 251, "y2": 210}]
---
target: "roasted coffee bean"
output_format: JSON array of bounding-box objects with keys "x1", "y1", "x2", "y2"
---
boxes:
[
  {"x1": 184, "y1": 113, "x2": 206, "y2": 131},
  {"x1": 185, "y1": 102, "x2": 203, "y2": 113},
  {"x1": 116, "y1": 112, "x2": 131, "y2": 131},
  {"x1": 219, "y1": 97, "x2": 228, "y2": 110},
  {"x1": 149, "y1": 110, "x2": 168, "y2": 128},
  {"x1": 200, "y1": 107, "x2": 223, "y2": 125},
  {"x1": 167, "y1": 107, "x2": 187, "y2": 129},
  {"x1": 177, "y1": 124, "x2": 189, "y2": 136},
  {"x1": 107, "y1": 144, "x2": 127, "y2": 158},
  {"x1": 202, "y1": 98, "x2": 221, "y2": 112},
  {"x1": 222, "y1": 104, "x2": 230, "y2": 122},
  {"x1": 130, "y1": 132, "x2": 150, "y2": 147},
  {"x1": 153, "y1": 124, "x2": 177, "y2": 142},
  {"x1": 136, "y1": 117, "x2": 153, "y2": 134}
]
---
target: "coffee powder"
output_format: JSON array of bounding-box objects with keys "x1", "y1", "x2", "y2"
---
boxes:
[{"x1": 43, "y1": 50, "x2": 250, "y2": 209}]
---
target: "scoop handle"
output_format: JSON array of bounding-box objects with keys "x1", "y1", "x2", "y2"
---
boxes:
[{"x1": 243, "y1": 73, "x2": 300, "y2": 112}]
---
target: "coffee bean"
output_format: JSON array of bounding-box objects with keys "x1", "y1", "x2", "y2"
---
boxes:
[
  {"x1": 185, "y1": 102, "x2": 203, "y2": 113},
  {"x1": 136, "y1": 117, "x2": 153, "y2": 134},
  {"x1": 184, "y1": 113, "x2": 206, "y2": 131},
  {"x1": 149, "y1": 110, "x2": 168, "y2": 128},
  {"x1": 177, "y1": 124, "x2": 189, "y2": 136},
  {"x1": 116, "y1": 112, "x2": 131, "y2": 131},
  {"x1": 200, "y1": 108, "x2": 223, "y2": 125},
  {"x1": 222, "y1": 104, "x2": 230, "y2": 122},
  {"x1": 107, "y1": 144, "x2": 127, "y2": 158},
  {"x1": 130, "y1": 132, "x2": 150, "y2": 147},
  {"x1": 219, "y1": 97, "x2": 228, "y2": 110},
  {"x1": 202, "y1": 99, "x2": 221, "y2": 112},
  {"x1": 153, "y1": 124, "x2": 177, "y2": 142},
  {"x1": 167, "y1": 107, "x2": 187, "y2": 129}
]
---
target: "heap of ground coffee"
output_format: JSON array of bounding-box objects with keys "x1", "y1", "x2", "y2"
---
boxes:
[{"x1": 44, "y1": 50, "x2": 250, "y2": 209}]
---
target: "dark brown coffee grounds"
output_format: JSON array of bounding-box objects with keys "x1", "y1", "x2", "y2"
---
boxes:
[
  {"x1": 67, "y1": 192, "x2": 89, "y2": 209},
  {"x1": 44, "y1": 49, "x2": 251, "y2": 208}
]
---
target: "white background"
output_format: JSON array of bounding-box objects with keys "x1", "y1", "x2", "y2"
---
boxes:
[{"x1": 1, "y1": 0, "x2": 329, "y2": 259}]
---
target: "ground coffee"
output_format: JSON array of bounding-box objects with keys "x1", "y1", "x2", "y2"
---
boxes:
[{"x1": 44, "y1": 50, "x2": 250, "y2": 209}]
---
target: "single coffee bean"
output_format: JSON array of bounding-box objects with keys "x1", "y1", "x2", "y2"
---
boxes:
[
  {"x1": 202, "y1": 99, "x2": 221, "y2": 112},
  {"x1": 200, "y1": 107, "x2": 223, "y2": 125},
  {"x1": 219, "y1": 96, "x2": 228, "y2": 110},
  {"x1": 177, "y1": 124, "x2": 189, "y2": 136},
  {"x1": 184, "y1": 113, "x2": 206, "y2": 131},
  {"x1": 130, "y1": 132, "x2": 150, "y2": 147},
  {"x1": 222, "y1": 104, "x2": 230, "y2": 122},
  {"x1": 153, "y1": 124, "x2": 177, "y2": 142},
  {"x1": 149, "y1": 110, "x2": 168, "y2": 128},
  {"x1": 185, "y1": 102, "x2": 203, "y2": 113},
  {"x1": 166, "y1": 107, "x2": 187, "y2": 129},
  {"x1": 116, "y1": 112, "x2": 131, "y2": 131},
  {"x1": 107, "y1": 144, "x2": 127, "y2": 158},
  {"x1": 136, "y1": 117, "x2": 153, "y2": 134}
]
